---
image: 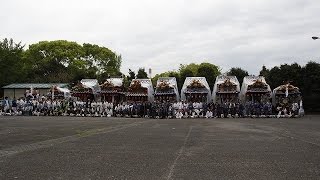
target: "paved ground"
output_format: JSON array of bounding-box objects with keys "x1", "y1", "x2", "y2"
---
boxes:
[{"x1": 0, "y1": 116, "x2": 320, "y2": 180}]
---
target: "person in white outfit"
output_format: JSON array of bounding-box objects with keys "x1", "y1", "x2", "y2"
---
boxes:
[
  {"x1": 205, "y1": 110, "x2": 213, "y2": 118},
  {"x1": 3, "y1": 97, "x2": 11, "y2": 115}
]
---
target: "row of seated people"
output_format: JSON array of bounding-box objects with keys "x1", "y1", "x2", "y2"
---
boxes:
[
  {"x1": 1, "y1": 97, "x2": 303, "y2": 118},
  {"x1": 1, "y1": 98, "x2": 114, "y2": 117}
]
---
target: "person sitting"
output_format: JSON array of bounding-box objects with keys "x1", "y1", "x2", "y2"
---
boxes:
[
  {"x1": 2, "y1": 97, "x2": 11, "y2": 115},
  {"x1": 11, "y1": 98, "x2": 18, "y2": 115},
  {"x1": 205, "y1": 110, "x2": 213, "y2": 118},
  {"x1": 193, "y1": 102, "x2": 200, "y2": 118}
]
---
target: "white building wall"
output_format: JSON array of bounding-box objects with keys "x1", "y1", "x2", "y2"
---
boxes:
[{"x1": 3, "y1": 88, "x2": 50, "y2": 99}]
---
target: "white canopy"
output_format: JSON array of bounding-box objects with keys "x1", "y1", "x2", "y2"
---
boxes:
[
  {"x1": 105, "y1": 78, "x2": 123, "y2": 87},
  {"x1": 156, "y1": 77, "x2": 180, "y2": 101},
  {"x1": 212, "y1": 75, "x2": 240, "y2": 103},
  {"x1": 181, "y1": 77, "x2": 211, "y2": 102},
  {"x1": 56, "y1": 87, "x2": 71, "y2": 97},
  {"x1": 240, "y1": 76, "x2": 271, "y2": 102},
  {"x1": 80, "y1": 79, "x2": 101, "y2": 94},
  {"x1": 129, "y1": 79, "x2": 154, "y2": 102}
]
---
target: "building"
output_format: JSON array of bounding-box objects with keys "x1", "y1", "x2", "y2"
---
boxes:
[{"x1": 2, "y1": 83, "x2": 68, "y2": 99}]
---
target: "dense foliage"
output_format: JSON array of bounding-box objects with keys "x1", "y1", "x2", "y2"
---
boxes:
[
  {"x1": 152, "y1": 62, "x2": 221, "y2": 90},
  {"x1": 0, "y1": 38, "x2": 26, "y2": 88},
  {"x1": 227, "y1": 67, "x2": 249, "y2": 85},
  {"x1": 259, "y1": 62, "x2": 320, "y2": 112},
  {"x1": 0, "y1": 38, "x2": 122, "y2": 86},
  {"x1": 1, "y1": 38, "x2": 320, "y2": 112},
  {"x1": 136, "y1": 68, "x2": 148, "y2": 79},
  {"x1": 152, "y1": 62, "x2": 320, "y2": 112}
]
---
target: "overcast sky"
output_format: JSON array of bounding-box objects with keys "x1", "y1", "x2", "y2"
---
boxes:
[{"x1": 1, "y1": 0, "x2": 320, "y2": 76}]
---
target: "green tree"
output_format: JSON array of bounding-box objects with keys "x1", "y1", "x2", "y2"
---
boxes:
[
  {"x1": 83, "y1": 43, "x2": 122, "y2": 81},
  {"x1": 197, "y1": 62, "x2": 221, "y2": 89},
  {"x1": 23, "y1": 40, "x2": 121, "y2": 83},
  {"x1": 227, "y1": 67, "x2": 249, "y2": 85},
  {"x1": 180, "y1": 68, "x2": 194, "y2": 89},
  {"x1": 136, "y1": 68, "x2": 148, "y2": 79},
  {"x1": 152, "y1": 71, "x2": 170, "y2": 87},
  {"x1": 301, "y1": 61, "x2": 320, "y2": 111},
  {"x1": 302, "y1": 61, "x2": 320, "y2": 93},
  {"x1": 0, "y1": 38, "x2": 26, "y2": 89},
  {"x1": 279, "y1": 63, "x2": 302, "y2": 87},
  {"x1": 167, "y1": 71, "x2": 182, "y2": 91},
  {"x1": 128, "y1": 69, "x2": 136, "y2": 81},
  {"x1": 24, "y1": 40, "x2": 84, "y2": 83},
  {"x1": 152, "y1": 71, "x2": 182, "y2": 90},
  {"x1": 265, "y1": 63, "x2": 302, "y2": 89},
  {"x1": 261, "y1": 61, "x2": 319, "y2": 112},
  {"x1": 179, "y1": 63, "x2": 199, "y2": 75},
  {"x1": 259, "y1": 65, "x2": 269, "y2": 78},
  {"x1": 124, "y1": 69, "x2": 136, "y2": 88},
  {"x1": 178, "y1": 62, "x2": 221, "y2": 90},
  {"x1": 266, "y1": 66, "x2": 281, "y2": 89}
]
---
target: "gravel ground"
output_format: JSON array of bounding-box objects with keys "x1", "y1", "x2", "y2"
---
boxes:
[{"x1": 0, "y1": 115, "x2": 319, "y2": 180}]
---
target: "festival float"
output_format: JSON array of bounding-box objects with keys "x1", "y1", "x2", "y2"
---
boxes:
[
  {"x1": 272, "y1": 83, "x2": 301, "y2": 108},
  {"x1": 99, "y1": 78, "x2": 125, "y2": 103},
  {"x1": 48, "y1": 85, "x2": 71, "y2": 99},
  {"x1": 71, "y1": 79, "x2": 100, "y2": 101},
  {"x1": 126, "y1": 79, "x2": 154, "y2": 102},
  {"x1": 181, "y1": 77, "x2": 211, "y2": 103},
  {"x1": 154, "y1": 77, "x2": 180, "y2": 102},
  {"x1": 212, "y1": 75, "x2": 240, "y2": 104},
  {"x1": 25, "y1": 87, "x2": 39, "y2": 100},
  {"x1": 240, "y1": 76, "x2": 271, "y2": 103}
]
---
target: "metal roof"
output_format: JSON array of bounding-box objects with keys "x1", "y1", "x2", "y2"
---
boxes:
[{"x1": 2, "y1": 83, "x2": 68, "y2": 89}]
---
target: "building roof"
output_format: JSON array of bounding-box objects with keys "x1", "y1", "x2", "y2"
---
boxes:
[{"x1": 2, "y1": 83, "x2": 69, "y2": 89}]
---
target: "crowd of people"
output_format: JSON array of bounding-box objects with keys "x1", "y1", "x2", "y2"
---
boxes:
[{"x1": 0, "y1": 96, "x2": 303, "y2": 118}]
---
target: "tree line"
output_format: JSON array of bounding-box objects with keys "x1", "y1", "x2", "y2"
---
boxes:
[
  {"x1": 152, "y1": 62, "x2": 320, "y2": 112},
  {"x1": 0, "y1": 38, "x2": 122, "y2": 87},
  {"x1": 1, "y1": 38, "x2": 319, "y2": 112}
]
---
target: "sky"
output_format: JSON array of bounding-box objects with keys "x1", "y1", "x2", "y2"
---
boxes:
[{"x1": 1, "y1": 0, "x2": 320, "y2": 76}]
